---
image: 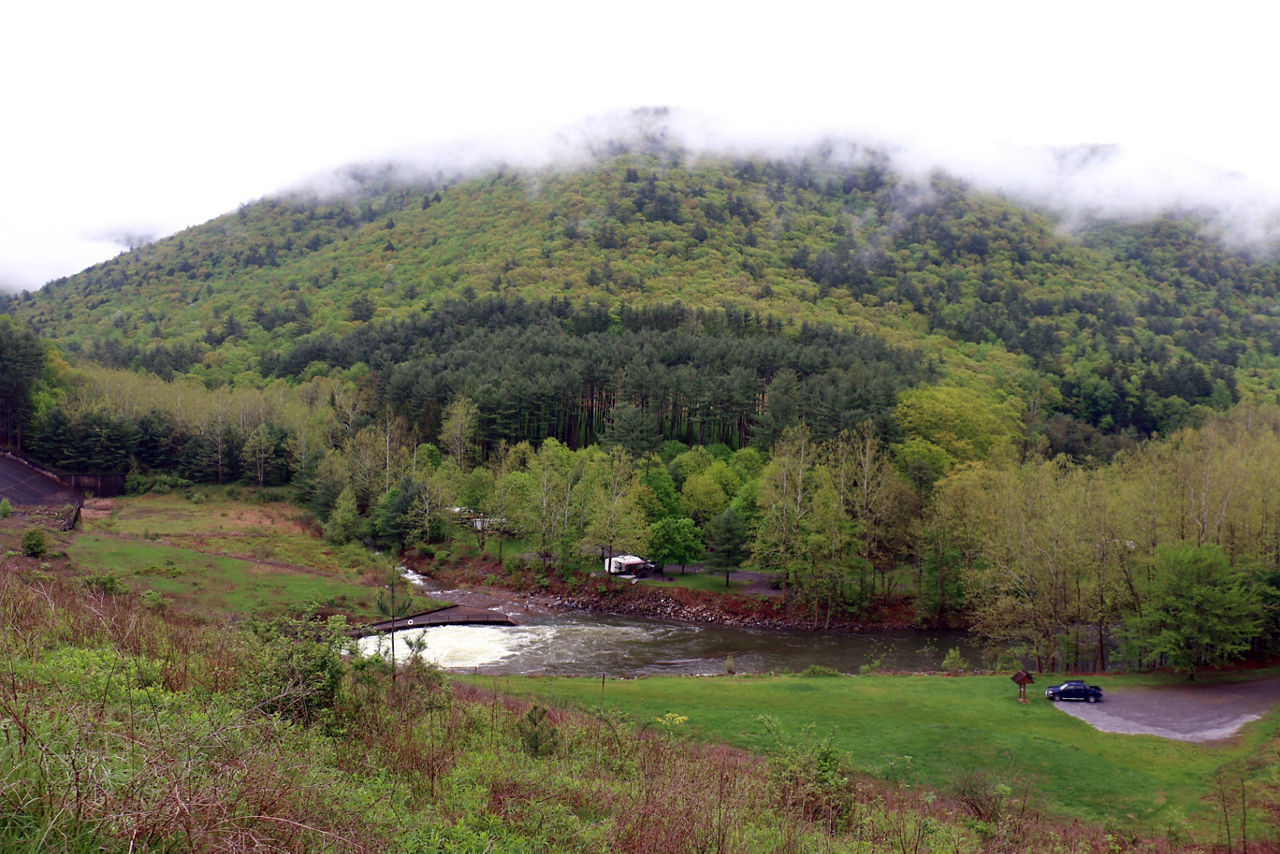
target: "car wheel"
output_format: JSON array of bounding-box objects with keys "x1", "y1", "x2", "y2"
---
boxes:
[{"x1": 1087, "y1": 695, "x2": 1097, "y2": 703}]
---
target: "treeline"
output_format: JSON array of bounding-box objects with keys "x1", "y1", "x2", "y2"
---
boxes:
[
  {"x1": 927, "y1": 405, "x2": 1280, "y2": 674},
  {"x1": 0, "y1": 316, "x2": 44, "y2": 448},
  {"x1": 28, "y1": 407, "x2": 292, "y2": 487}
]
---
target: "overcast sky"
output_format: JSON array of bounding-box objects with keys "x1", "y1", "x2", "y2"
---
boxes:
[{"x1": 3, "y1": 0, "x2": 1278, "y2": 292}]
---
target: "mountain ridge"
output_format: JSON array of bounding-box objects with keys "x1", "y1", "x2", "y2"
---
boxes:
[{"x1": 7, "y1": 140, "x2": 1280, "y2": 453}]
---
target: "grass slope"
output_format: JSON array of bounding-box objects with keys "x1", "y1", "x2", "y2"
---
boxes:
[
  {"x1": 482, "y1": 671, "x2": 1279, "y2": 837},
  {"x1": 66, "y1": 490, "x2": 444, "y2": 621}
]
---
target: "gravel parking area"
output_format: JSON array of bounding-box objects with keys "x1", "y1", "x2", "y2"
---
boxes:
[{"x1": 1051, "y1": 675, "x2": 1280, "y2": 741}]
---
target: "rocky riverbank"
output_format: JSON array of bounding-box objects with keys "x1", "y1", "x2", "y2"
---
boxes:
[{"x1": 407, "y1": 555, "x2": 924, "y2": 634}]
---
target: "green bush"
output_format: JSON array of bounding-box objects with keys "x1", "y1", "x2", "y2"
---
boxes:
[
  {"x1": 21, "y1": 528, "x2": 47, "y2": 558},
  {"x1": 246, "y1": 614, "x2": 353, "y2": 726},
  {"x1": 83, "y1": 573, "x2": 128, "y2": 596},
  {"x1": 0, "y1": 497, "x2": 11, "y2": 518},
  {"x1": 516, "y1": 704, "x2": 559, "y2": 757},
  {"x1": 125, "y1": 472, "x2": 193, "y2": 495},
  {"x1": 757, "y1": 714, "x2": 856, "y2": 832},
  {"x1": 941, "y1": 648, "x2": 969, "y2": 672},
  {"x1": 140, "y1": 589, "x2": 167, "y2": 610}
]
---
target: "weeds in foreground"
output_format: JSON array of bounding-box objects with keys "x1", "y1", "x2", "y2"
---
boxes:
[{"x1": 0, "y1": 562, "x2": 1263, "y2": 851}]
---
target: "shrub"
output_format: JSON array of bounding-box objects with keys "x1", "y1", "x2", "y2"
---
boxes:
[
  {"x1": 991, "y1": 648, "x2": 1022, "y2": 672},
  {"x1": 126, "y1": 472, "x2": 193, "y2": 495},
  {"x1": 140, "y1": 589, "x2": 167, "y2": 610},
  {"x1": 246, "y1": 614, "x2": 353, "y2": 726},
  {"x1": 0, "y1": 497, "x2": 10, "y2": 518},
  {"x1": 21, "y1": 528, "x2": 47, "y2": 558},
  {"x1": 83, "y1": 573, "x2": 128, "y2": 596},
  {"x1": 757, "y1": 714, "x2": 857, "y2": 832},
  {"x1": 941, "y1": 647, "x2": 969, "y2": 672},
  {"x1": 517, "y1": 704, "x2": 559, "y2": 757}
]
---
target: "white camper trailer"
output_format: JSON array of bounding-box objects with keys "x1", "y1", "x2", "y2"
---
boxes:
[{"x1": 604, "y1": 554, "x2": 656, "y2": 576}]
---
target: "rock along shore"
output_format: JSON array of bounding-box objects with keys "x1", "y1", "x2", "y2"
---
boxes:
[{"x1": 407, "y1": 556, "x2": 927, "y2": 634}]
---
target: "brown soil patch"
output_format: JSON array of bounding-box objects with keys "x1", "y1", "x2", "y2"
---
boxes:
[
  {"x1": 223, "y1": 505, "x2": 312, "y2": 534},
  {"x1": 80, "y1": 498, "x2": 114, "y2": 521}
]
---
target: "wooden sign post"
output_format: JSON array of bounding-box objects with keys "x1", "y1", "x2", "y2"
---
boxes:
[{"x1": 1010, "y1": 670, "x2": 1035, "y2": 703}]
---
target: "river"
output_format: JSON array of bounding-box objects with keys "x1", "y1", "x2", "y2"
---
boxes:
[{"x1": 357, "y1": 585, "x2": 985, "y2": 676}]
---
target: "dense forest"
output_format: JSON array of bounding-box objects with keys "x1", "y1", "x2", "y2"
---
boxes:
[{"x1": 5, "y1": 138, "x2": 1280, "y2": 673}]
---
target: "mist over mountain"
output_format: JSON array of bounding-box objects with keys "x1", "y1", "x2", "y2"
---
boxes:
[{"x1": 5, "y1": 108, "x2": 1280, "y2": 294}]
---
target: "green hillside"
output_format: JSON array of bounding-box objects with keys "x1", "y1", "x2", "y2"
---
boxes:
[{"x1": 8, "y1": 142, "x2": 1280, "y2": 453}]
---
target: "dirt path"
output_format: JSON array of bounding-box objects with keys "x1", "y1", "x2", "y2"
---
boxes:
[{"x1": 1052, "y1": 675, "x2": 1280, "y2": 741}]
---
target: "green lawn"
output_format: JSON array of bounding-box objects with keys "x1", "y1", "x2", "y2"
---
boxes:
[
  {"x1": 70, "y1": 490, "x2": 445, "y2": 620},
  {"x1": 640, "y1": 569, "x2": 745, "y2": 593},
  {"x1": 476, "y1": 670, "x2": 1280, "y2": 836},
  {"x1": 86, "y1": 491, "x2": 384, "y2": 576},
  {"x1": 68, "y1": 533, "x2": 389, "y2": 617}
]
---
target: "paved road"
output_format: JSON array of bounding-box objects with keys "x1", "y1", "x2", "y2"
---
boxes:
[
  {"x1": 1052, "y1": 675, "x2": 1280, "y2": 741},
  {"x1": 0, "y1": 453, "x2": 80, "y2": 505}
]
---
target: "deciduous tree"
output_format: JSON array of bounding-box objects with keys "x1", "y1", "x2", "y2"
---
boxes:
[
  {"x1": 647, "y1": 516, "x2": 702, "y2": 575},
  {"x1": 1123, "y1": 544, "x2": 1262, "y2": 679}
]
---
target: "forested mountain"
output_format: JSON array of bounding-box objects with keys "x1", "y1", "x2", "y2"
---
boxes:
[{"x1": 7, "y1": 140, "x2": 1280, "y2": 459}]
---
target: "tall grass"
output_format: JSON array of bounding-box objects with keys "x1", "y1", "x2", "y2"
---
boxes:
[{"x1": 0, "y1": 554, "x2": 1252, "y2": 851}]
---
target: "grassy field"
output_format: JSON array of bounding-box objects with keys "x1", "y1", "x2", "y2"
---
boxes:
[
  {"x1": 640, "y1": 568, "x2": 747, "y2": 593},
  {"x1": 476, "y1": 669, "x2": 1280, "y2": 839},
  {"x1": 67, "y1": 489, "x2": 447, "y2": 620}
]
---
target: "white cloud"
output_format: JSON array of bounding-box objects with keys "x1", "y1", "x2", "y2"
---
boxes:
[{"x1": 3, "y1": 0, "x2": 1279, "y2": 291}]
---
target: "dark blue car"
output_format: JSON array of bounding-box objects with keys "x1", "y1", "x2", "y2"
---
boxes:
[{"x1": 1044, "y1": 680, "x2": 1103, "y2": 703}]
